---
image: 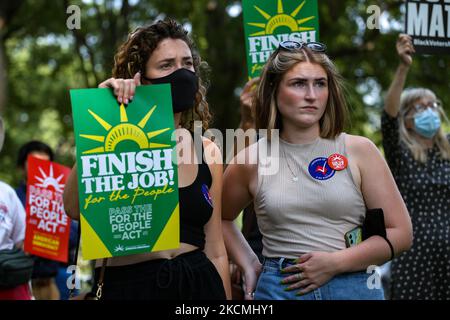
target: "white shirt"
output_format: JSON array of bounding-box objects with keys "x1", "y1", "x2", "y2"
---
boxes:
[{"x1": 0, "y1": 181, "x2": 26, "y2": 250}]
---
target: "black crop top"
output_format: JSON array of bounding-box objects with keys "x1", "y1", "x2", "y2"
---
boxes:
[{"x1": 179, "y1": 148, "x2": 214, "y2": 250}]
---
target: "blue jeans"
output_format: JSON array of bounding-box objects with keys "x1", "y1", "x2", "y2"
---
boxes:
[
  {"x1": 255, "y1": 257, "x2": 385, "y2": 300},
  {"x1": 56, "y1": 266, "x2": 78, "y2": 300}
]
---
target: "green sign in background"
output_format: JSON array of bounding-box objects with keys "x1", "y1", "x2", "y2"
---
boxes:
[
  {"x1": 70, "y1": 85, "x2": 179, "y2": 260},
  {"x1": 243, "y1": 0, "x2": 320, "y2": 78}
]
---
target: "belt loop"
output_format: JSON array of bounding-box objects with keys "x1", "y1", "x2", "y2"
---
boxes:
[
  {"x1": 314, "y1": 288, "x2": 322, "y2": 300},
  {"x1": 278, "y1": 257, "x2": 286, "y2": 271}
]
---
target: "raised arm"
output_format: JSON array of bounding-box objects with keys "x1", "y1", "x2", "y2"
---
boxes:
[
  {"x1": 238, "y1": 77, "x2": 259, "y2": 132},
  {"x1": 228, "y1": 78, "x2": 260, "y2": 161},
  {"x1": 384, "y1": 34, "x2": 415, "y2": 117}
]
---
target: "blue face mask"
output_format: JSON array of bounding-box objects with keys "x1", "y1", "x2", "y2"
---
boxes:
[{"x1": 413, "y1": 108, "x2": 441, "y2": 139}]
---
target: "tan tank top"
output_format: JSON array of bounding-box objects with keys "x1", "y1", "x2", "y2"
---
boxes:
[{"x1": 255, "y1": 133, "x2": 365, "y2": 259}]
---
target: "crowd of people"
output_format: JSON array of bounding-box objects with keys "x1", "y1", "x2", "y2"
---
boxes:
[{"x1": 0, "y1": 18, "x2": 448, "y2": 300}]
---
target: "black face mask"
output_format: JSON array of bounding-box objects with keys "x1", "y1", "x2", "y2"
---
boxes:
[{"x1": 143, "y1": 68, "x2": 199, "y2": 113}]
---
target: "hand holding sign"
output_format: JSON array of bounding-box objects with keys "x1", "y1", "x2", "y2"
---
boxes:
[{"x1": 98, "y1": 72, "x2": 142, "y2": 105}]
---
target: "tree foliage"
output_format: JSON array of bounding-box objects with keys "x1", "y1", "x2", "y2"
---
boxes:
[{"x1": 0, "y1": 0, "x2": 449, "y2": 185}]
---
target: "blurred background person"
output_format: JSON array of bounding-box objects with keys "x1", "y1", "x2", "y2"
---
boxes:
[
  {"x1": 382, "y1": 34, "x2": 450, "y2": 300},
  {"x1": 15, "y1": 141, "x2": 60, "y2": 300},
  {"x1": 0, "y1": 116, "x2": 33, "y2": 300},
  {"x1": 55, "y1": 219, "x2": 79, "y2": 300}
]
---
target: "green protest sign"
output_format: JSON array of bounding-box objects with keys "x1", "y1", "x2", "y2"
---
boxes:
[
  {"x1": 242, "y1": 0, "x2": 320, "y2": 78},
  {"x1": 70, "y1": 85, "x2": 179, "y2": 260}
]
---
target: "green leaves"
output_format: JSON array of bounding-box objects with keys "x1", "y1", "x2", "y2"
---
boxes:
[{"x1": 0, "y1": 0, "x2": 449, "y2": 185}]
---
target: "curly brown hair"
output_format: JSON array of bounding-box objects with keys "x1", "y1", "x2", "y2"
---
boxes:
[{"x1": 112, "y1": 18, "x2": 212, "y2": 131}]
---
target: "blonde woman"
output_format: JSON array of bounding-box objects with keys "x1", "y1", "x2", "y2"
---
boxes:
[
  {"x1": 382, "y1": 34, "x2": 450, "y2": 300},
  {"x1": 222, "y1": 41, "x2": 413, "y2": 300}
]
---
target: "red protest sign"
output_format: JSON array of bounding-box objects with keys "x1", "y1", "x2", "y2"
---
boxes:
[{"x1": 24, "y1": 156, "x2": 72, "y2": 263}]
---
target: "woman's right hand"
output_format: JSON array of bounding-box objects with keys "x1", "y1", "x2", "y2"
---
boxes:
[
  {"x1": 98, "y1": 72, "x2": 141, "y2": 104},
  {"x1": 240, "y1": 77, "x2": 259, "y2": 111},
  {"x1": 396, "y1": 34, "x2": 415, "y2": 67}
]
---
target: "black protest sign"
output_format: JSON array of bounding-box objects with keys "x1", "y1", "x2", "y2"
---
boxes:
[{"x1": 405, "y1": 0, "x2": 450, "y2": 54}]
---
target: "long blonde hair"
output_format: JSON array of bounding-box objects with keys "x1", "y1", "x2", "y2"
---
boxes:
[
  {"x1": 255, "y1": 48, "x2": 348, "y2": 140},
  {"x1": 399, "y1": 88, "x2": 450, "y2": 163}
]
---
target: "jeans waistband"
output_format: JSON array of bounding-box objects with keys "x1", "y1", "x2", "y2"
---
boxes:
[
  {"x1": 263, "y1": 256, "x2": 369, "y2": 275},
  {"x1": 262, "y1": 256, "x2": 298, "y2": 271}
]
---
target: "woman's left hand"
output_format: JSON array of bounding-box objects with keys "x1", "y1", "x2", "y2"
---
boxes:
[{"x1": 280, "y1": 251, "x2": 339, "y2": 296}]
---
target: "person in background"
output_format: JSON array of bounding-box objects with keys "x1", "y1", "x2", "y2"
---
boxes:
[
  {"x1": 15, "y1": 141, "x2": 60, "y2": 300},
  {"x1": 0, "y1": 116, "x2": 33, "y2": 300},
  {"x1": 382, "y1": 34, "x2": 450, "y2": 300},
  {"x1": 55, "y1": 220, "x2": 79, "y2": 300}
]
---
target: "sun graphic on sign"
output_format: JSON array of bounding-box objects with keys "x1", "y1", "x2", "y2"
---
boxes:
[
  {"x1": 248, "y1": 0, "x2": 315, "y2": 36},
  {"x1": 80, "y1": 104, "x2": 171, "y2": 154},
  {"x1": 35, "y1": 165, "x2": 65, "y2": 193}
]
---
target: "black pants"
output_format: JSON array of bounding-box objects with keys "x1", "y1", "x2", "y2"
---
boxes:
[{"x1": 90, "y1": 250, "x2": 226, "y2": 300}]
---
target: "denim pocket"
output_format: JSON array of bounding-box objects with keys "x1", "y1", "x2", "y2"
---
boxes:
[{"x1": 326, "y1": 271, "x2": 385, "y2": 300}]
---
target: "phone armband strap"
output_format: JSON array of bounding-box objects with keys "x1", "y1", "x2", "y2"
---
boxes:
[{"x1": 383, "y1": 236, "x2": 395, "y2": 261}]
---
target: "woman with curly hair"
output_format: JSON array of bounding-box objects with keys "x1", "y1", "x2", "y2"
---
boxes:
[{"x1": 64, "y1": 18, "x2": 230, "y2": 300}]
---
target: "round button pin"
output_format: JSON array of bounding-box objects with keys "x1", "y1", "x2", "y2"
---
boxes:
[
  {"x1": 327, "y1": 153, "x2": 348, "y2": 171},
  {"x1": 308, "y1": 157, "x2": 335, "y2": 180},
  {"x1": 201, "y1": 184, "x2": 213, "y2": 208}
]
